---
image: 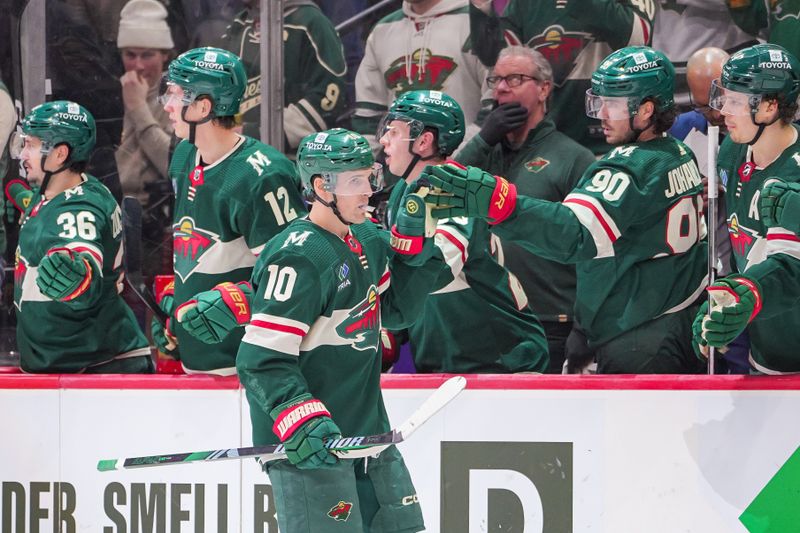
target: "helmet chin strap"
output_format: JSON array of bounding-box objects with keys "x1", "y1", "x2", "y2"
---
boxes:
[
  {"x1": 39, "y1": 153, "x2": 72, "y2": 199},
  {"x1": 181, "y1": 105, "x2": 215, "y2": 145},
  {"x1": 313, "y1": 190, "x2": 352, "y2": 226},
  {"x1": 398, "y1": 139, "x2": 438, "y2": 183},
  {"x1": 746, "y1": 111, "x2": 780, "y2": 146}
]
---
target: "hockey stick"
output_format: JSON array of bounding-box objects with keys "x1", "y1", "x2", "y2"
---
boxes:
[
  {"x1": 121, "y1": 196, "x2": 169, "y2": 326},
  {"x1": 97, "y1": 375, "x2": 467, "y2": 471},
  {"x1": 706, "y1": 126, "x2": 719, "y2": 374}
]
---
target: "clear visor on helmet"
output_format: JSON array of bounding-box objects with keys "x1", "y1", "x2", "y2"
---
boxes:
[
  {"x1": 585, "y1": 89, "x2": 636, "y2": 120},
  {"x1": 376, "y1": 114, "x2": 425, "y2": 144},
  {"x1": 9, "y1": 132, "x2": 51, "y2": 159},
  {"x1": 157, "y1": 75, "x2": 199, "y2": 107},
  {"x1": 320, "y1": 163, "x2": 384, "y2": 196},
  {"x1": 708, "y1": 79, "x2": 762, "y2": 116}
]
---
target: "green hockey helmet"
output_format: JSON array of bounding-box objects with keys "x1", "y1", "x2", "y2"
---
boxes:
[
  {"x1": 297, "y1": 128, "x2": 384, "y2": 196},
  {"x1": 377, "y1": 90, "x2": 465, "y2": 156},
  {"x1": 12, "y1": 100, "x2": 96, "y2": 162},
  {"x1": 709, "y1": 44, "x2": 800, "y2": 116},
  {"x1": 586, "y1": 46, "x2": 675, "y2": 119},
  {"x1": 160, "y1": 47, "x2": 247, "y2": 116}
]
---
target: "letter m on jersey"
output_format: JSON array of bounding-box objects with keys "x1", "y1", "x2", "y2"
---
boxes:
[
  {"x1": 282, "y1": 230, "x2": 313, "y2": 249},
  {"x1": 247, "y1": 151, "x2": 272, "y2": 174}
]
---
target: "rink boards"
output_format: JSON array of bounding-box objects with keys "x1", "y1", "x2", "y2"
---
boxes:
[{"x1": 1, "y1": 373, "x2": 800, "y2": 533}]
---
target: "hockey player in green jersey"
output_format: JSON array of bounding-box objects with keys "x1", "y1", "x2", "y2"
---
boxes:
[
  {"x1": 694, "y1": 44, "x2": 800, "y2": 373},
  {"x1": 9, "y1": 101, "x2": 151, "y2": 373},
  {"x1": 423, "y1": 46, "x2": 709, "y2": 374},
  {"x1": 157, "y1": 47, "x2": 306, "y2": 374},
  {"x1": 378, "y1": 89, "x2": 548, "y2": 373},
  {"x1": 180, "y1": 129, "x2": 438, "y2": 532}
]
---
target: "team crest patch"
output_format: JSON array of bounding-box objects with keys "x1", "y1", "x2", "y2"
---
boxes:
[
  {"x1": 172, "y1": 216, "x2": 220, "y2": 281},
  {"x1": 384, "y1": 48, "x2": 457, "y2": 93},
  {"x1": 328, "y1": 501, "x2": 353, "y2": 522},
  {"x1": 335, "y1": 285, "x2": 380, "y2": 351},
  {"x1": 728, "y1": 214, "x2": 758, "y2": 256},
  {"x1": 525, "y1": 157, "x2": 550, "y2": 173},
  {"x1": 527, "y1": 25, "x2": 593, "y2": 87}
]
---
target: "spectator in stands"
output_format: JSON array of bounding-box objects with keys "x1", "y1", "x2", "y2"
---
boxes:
[
  {"x1": 353, "y1": 0, "x2": 491, "y2": 151},
  {"x1": 212, "y1": 0, "x2": 348, "y2": 152},
  {"x1": 0, "y1": 76, "x2": 13, "y2": 261},
  {"x1": 9, "y1": 101, "x2": 152, "y2": 373},
  {"x1": 671, "y1": 47, "x2": 729, "y2": 141},
  {"x1": 49, "y1": 1, "x2": 125, "y2": 201},
  {"x1": 455, "y1": 46, "x2": 595, "y2": 373},
  {"x1": 316, "y1": 0, "x2": 368, "y2": 105},
  {"x1": 469, "y1": 0, "x2": 653, "y2": 154},
  {"x1": 115, "y1": 0, "x2": 175, "y2": 282},
  {"x1": 653, "y1": 1, "x2": 760, "y2": 98},
  {"x1": 727, "y1": 1, "x2": 800, "y2": 63},
  {"x1": 379, "y1": 90, "x2": 549, "y2": 373}
]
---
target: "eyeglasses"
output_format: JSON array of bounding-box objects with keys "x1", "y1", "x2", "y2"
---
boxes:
[{"x1": 486, "y1": 73, "x2": 541, "y2": 89}]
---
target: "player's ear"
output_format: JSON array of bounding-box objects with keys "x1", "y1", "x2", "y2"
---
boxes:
[
  {"x1": 639, "y1": 100, "x2": 655, "y2": 121},
  {"x1": 312, "y1": 175, "x2": 332, "y2": 201}
]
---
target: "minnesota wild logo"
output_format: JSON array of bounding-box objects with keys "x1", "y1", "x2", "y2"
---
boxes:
[
  {"x1": 527, "y1": 25, "x2": 593, "y2": 87},
  {"x1": 525, "y1": 157, "x2": 550, "y2": 173},
  {"x1": 335, "y1": 285, "x2": 380, "y2": 351},
  {"x1": 327, "y1": 501, "x2": 353, "y2": 522},
  {"x1": 385, "y1": 48, "x2": 457, "y2": 93},
  {"x1": 172, "y1": 216, "x2": 219, "y2": 281},
  {"x1": 728, "y1": 214, "x2": 757, "y2": 256},
  {"x1": 13, "y1": 251, "x2": 28, "y2": 310}
]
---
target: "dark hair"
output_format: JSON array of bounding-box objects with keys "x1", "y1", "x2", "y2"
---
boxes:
[
  {"x1": 68, "y1": 161, "x2": 88, "y2": 173},
  {"x1": 763, "y1": 93, "x2": 799, "y2": 124},
  {"x1": 213, "y1": 115, "x2": 239, "y2": 129},
  {"x1": 642, "y1": 97, "x2": 677, "y2": 134}
]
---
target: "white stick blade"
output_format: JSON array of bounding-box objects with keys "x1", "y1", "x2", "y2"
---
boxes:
[{"x1": 395, "y1": 376, "x2": 466, "y2": 441}]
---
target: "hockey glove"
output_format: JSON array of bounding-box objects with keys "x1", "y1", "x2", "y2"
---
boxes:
[
  {"x1": 390, "y1": 190, "x2": 437, "y2": 266},
  {"x1": 37, "y1": 248, "x2": 95, "y2": 302},
  {"x1": 692, "y1": 275, "x2": 762, "y2": 354},
  {"x1": 4, "y1": 179, "x2": 35, "y2": 223},
  {"x1": 176, "y1": 281, "x2": 253, "y2": 344},
  {"x1": 479, "y1": 103, "x2": 529, "y2": 146},
  {"x1": 270, "y1": 394, "x2": 341, "y2": 469},
  {"x1": 380, "y1": 328, "x2": 401, "y2": 372},
  {"x1": 760, "y1": 179, "x2": 800, "y2": 232},
  {"x1": 421, "y1": 161, "x2": 517, "y2": 224},
  {"x1": 151, "y1": 282, "x2": 179, "y2": 356}
]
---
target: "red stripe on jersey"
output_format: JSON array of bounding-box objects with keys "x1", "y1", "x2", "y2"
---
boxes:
[
  {"x1": 250, "y1": 320, "x2": 307, "y2": 338},
  {"x1": 435, "y1": 228, "x2": 467, "y2": 264},
  {"x1": 379, "y1": 270, "x2": 391, "y2": 286},
  {"x1": 638, "y1": 15, "x2": 650, "y2": 44},
  {"x1": 563, "y1": 198, "x2": 619, "y2": 243},
  {"x1": 767, "y1": 233, "x2": 800, "y2": 243},
  {"x1": 70, "y1": 246, "x2": 103, "y2": 268}
]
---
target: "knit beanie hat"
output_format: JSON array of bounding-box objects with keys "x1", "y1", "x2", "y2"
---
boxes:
[{"x1": 117, "y1": 0, "x2": 174, "y2": 50}]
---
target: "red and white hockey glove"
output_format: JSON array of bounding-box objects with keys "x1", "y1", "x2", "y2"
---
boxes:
[{"x1": 270, "y1": 394, "x2": 341, "y2": 469}]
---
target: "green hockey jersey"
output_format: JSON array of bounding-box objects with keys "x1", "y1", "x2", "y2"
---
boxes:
[
  {"x1": 386, "y1": 179, "x2": 548, "y2": 373},
  {"x1": 15, "y1": 174, "x2": 149, "y2": 372},
  {"x1": 716, "y1": 128, "x2": 800, "y2": 373},
  {"x1": 237, "y1": 218, "x2": 442, "y2": 445},
  {"x1": 493, "y1": 135, "x2": 708, "y2": 346},
  {"x1": 169, "y1": 136, "x2": 306, "y2": 373},
  {"x1": 216, "y1": 1, "x2": 347, "y2": 149},
  {"x1": 470, "y1": 0, "x2": 653, "y2": 154},
  {"x1": 456, "y1": 117, "x2": 595, "y2": 322}
]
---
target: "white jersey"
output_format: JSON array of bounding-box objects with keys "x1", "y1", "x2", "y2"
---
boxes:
[{"x1": 354, "y1": 0, "x2": 490, "y2": 149}]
